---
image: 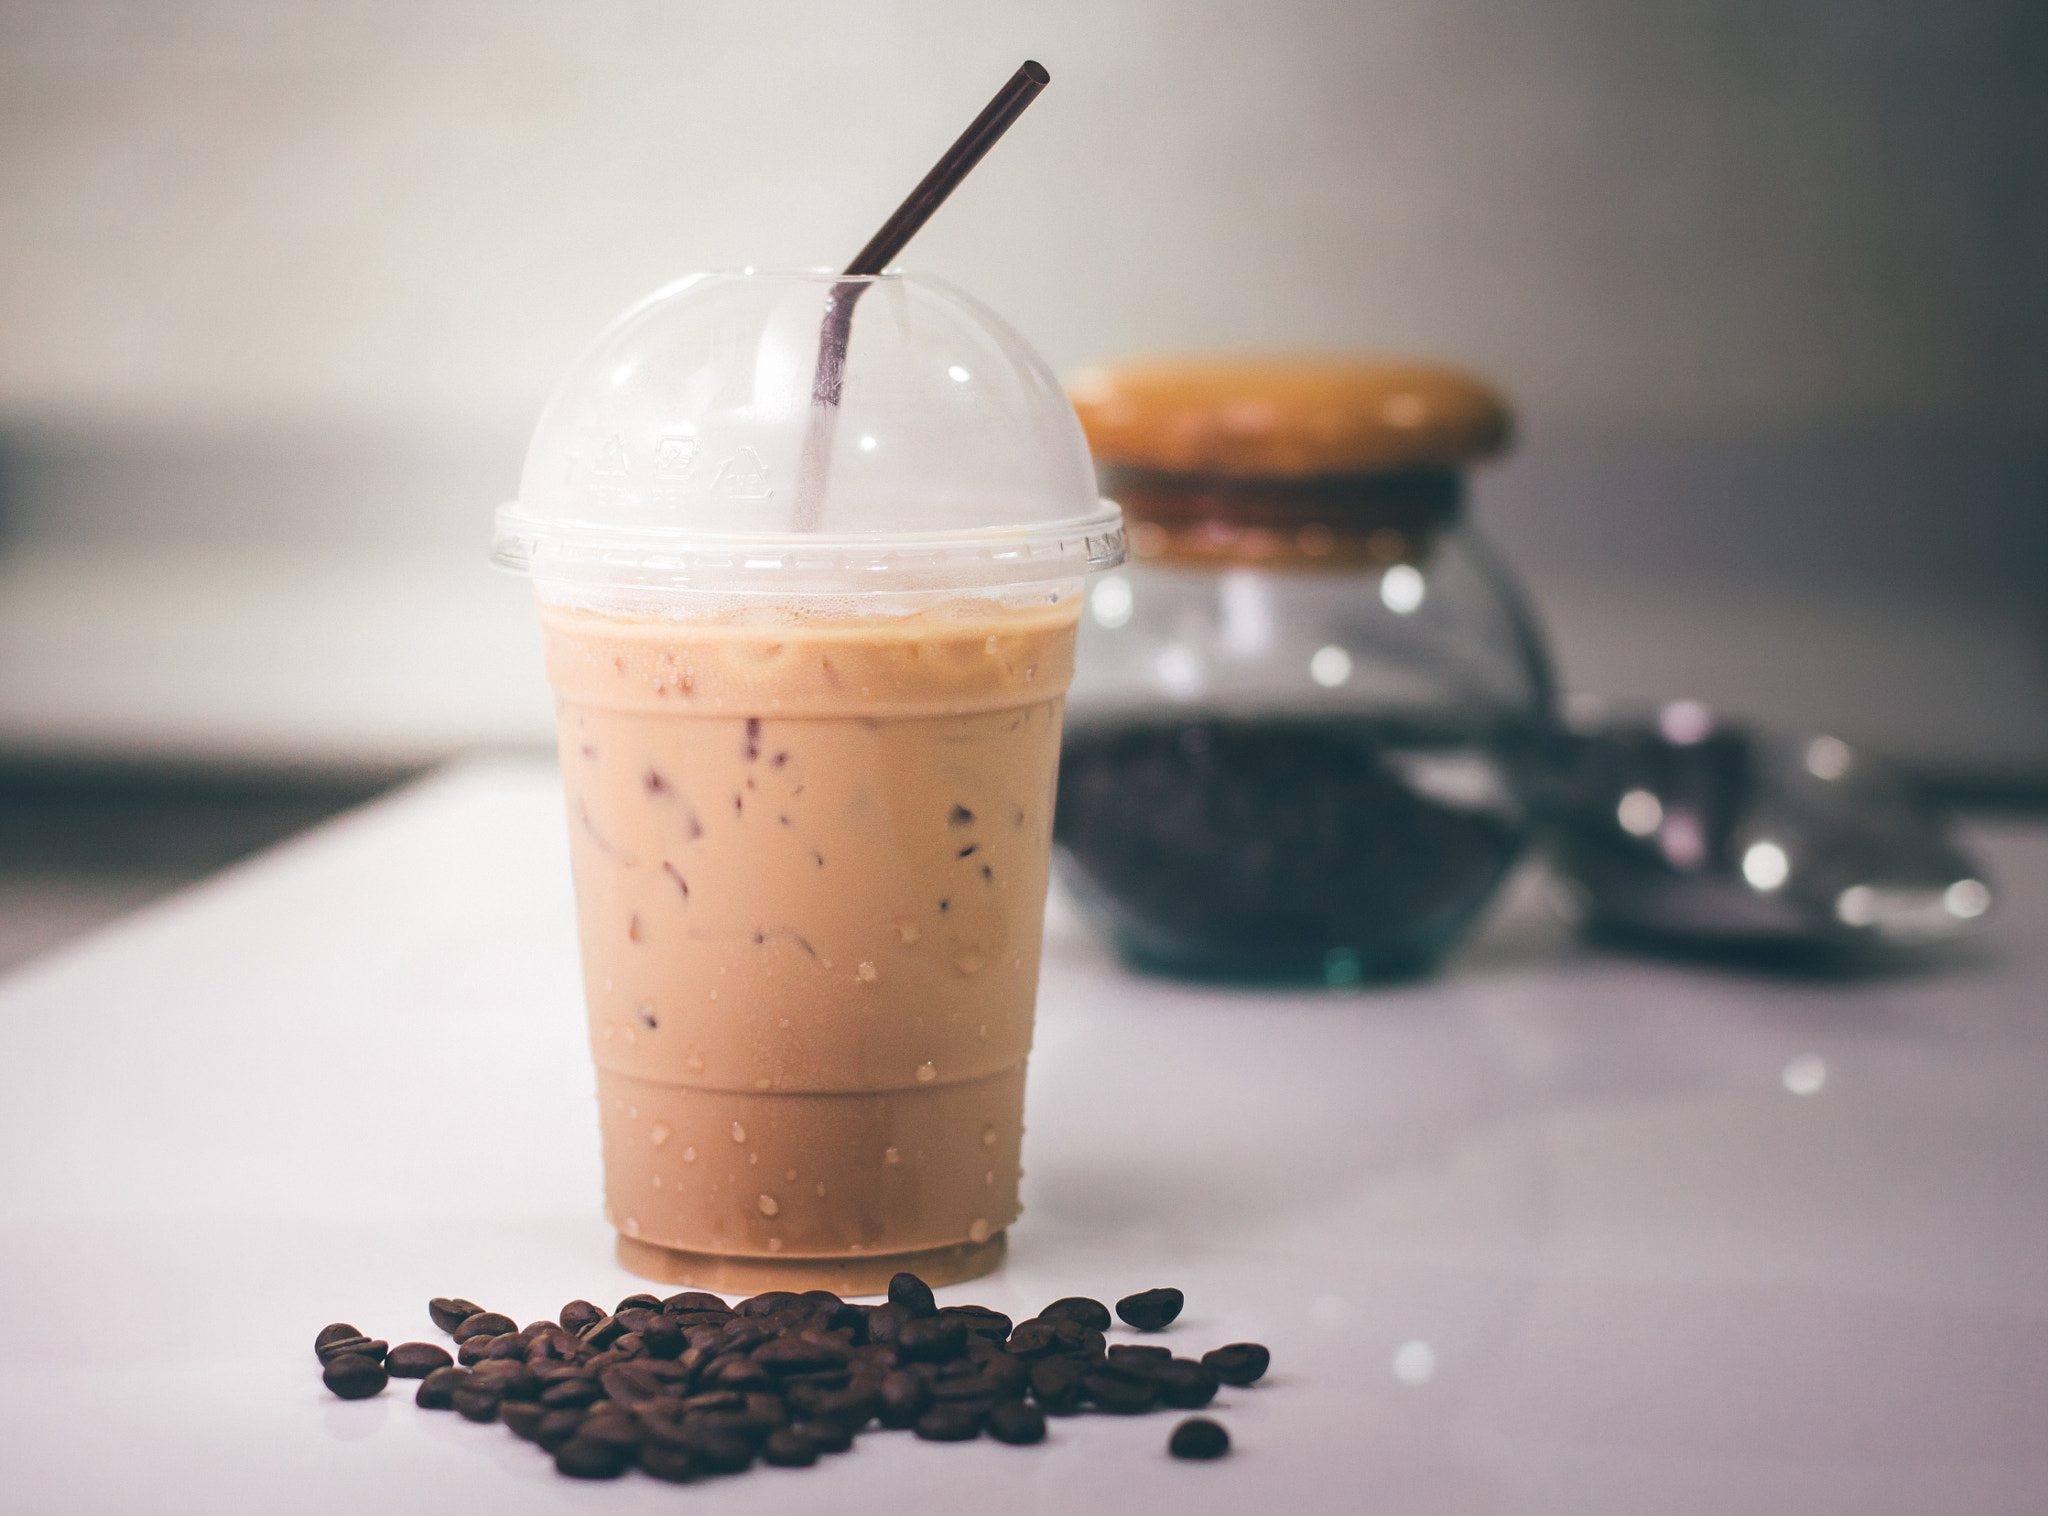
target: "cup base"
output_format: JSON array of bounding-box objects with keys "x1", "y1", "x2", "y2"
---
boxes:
[{"x1": 615, "y1": 1231, "x2": 1006, "y2": 1297}]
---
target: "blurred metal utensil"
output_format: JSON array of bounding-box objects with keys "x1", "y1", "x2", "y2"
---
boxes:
[{"x1": 1544, "y1": 701, "x2": 1993, "y2": 954}]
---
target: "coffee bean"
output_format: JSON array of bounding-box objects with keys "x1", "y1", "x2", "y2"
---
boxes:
[
  {"x1": 914, "y1": 1405, "x2": 982, "y2": 1441},
  {"x1": 662, "y1": 1291, "x2": 729, "y2": 1316},
  {"x1": 762, "y1": 1427, "x2": 819, "y2": 1466},
  {"x1": 987, "y1": 1400, "x2": 1047, "y2": 1445},
  {"x1": 577, "y1": 1408, "x2": 645, "y2": 1450},
  {"x1": 864, "y1": 1302, "x2": 910, "y2": 1346},
  {"x1": 577, "y1": 1312, "x2": 623, "y2": 1349},
  {"x1": 1107, "y1": 1343, "x2": 1172, "y2": 1367},
  {"x1": 1201, "y1": 1342, "x2": 1270, "y2": 1387},
  {"x1": 616, "y1": 1293, "x2": 662, "y2": 1313},
  {"x1": 896, "y1": 1317, "x2": 966, "y2": 1363},
  {"x1": 322, "y1": 1354, "x2": 387, "y2": 1400},
  {"x1": 614, "y1": 1307, "x2": 660, "y2": 1337},
  {"x1": 414, "y1": 1366, "x2": 468, "y2": 1409},
  {"x1": 930, "y1": 1373, "x2": 1003, "y2": 1406},
  {"x1": 683, "y1": 1427, "x2": 755, "y2": 1474},
  {"x1": 712, "y1": 1356, "x2": 772, "y2": 1392},
  {"x1": 757, "y1": 1333, "x2": 853, "y2": 1375},
  {"x1": 737, "y1": 1291, "x2": 799, "y2": 1318},
  {"x1": 466, "y1": 1361, "x2": 539, "y2": 1400},
  {"x1": 808, "y1": 1384, "x2": 881, "y2": 1429},
  {"x1": 940, "y1": 1305, "x2": 1012, "y2": 1342},
  {"x1": 600, "y1": 1361, "x2": 666, "y2": 1405},
  {"x1": 973, "y1": 1347, "x2": 1030, "y2": 1397},
  {"x1": 1041, "y1": 1296, "x2": 1113, "y2": 1331},
  {"x1": 611, "y1": 1332, "x2": 647, "y2": 1358},
  {"x1": 1083, "y1": 1373, "x2": 1157, "y2": 1414},
  {"x1": 428, "y1": 1298, "x2": 483, "y2": 1334},
  {"x1": 719, "y1": 1318, "x2": 773, "y2": 1354},
  {"x1": 316, "y1": 1336, "x2": 387, "y2": 1366},
  {"x1": 554, "y1": 1436, "x2": 631, "y2": 1479},
  {"x1": 639, "y1": 1442, "x2": 697, "y2": 1482},
  {"x1": 887, "y1": 1272, "x2": 938, "y2": 1319},
  {"x1": 1028, "y1": 1358, "x2": 1087, "y2": 1416},
  {"x1": 535, "y1": 1407, "x2": 585, "y2": 1451},
  {"x1": 455, "y1": 1336, "x2": 498, "y2": 1366},
  {"x1": 451, "y1": 1385, "x2": 501, "y2": 1422},
  {"x1": 314, "y1": 1322, "x2": 361, "y2": 1357},
  {"x1": 540, "y1": 1377, "x2": 599, "y2": 1409},
  {"x1": 1006, "y1": 1319, "x2": 1064, "y2": 1360},
  {"x1": 1169, "y1": 1416, "x2": 1229, "y2": 1460},
  {"x1": 639, "y1": 1316, "x2": 686, "y2": 1359},
  {"x1": 1115, "y1": 1288, "x2": 1184, "y2": 1332},
  {"x1": 579, "y1": 1348, "x2": 635, "y2": 1377},
  {"x1": 558, "y1": 1299, "x2": 603, "y2": 1334},
  {"x1": 1155, "y1": 1359, "x2": 1220, "y2": 1409},
  {"x1": 798, "y1": 1416, "x2": 855, "y2": 1453},
  {"x1": 484, "y1": 1332, "x2": 530, "y2": 1361},
  {"x1": 878, "y1": 1369, "x2": 930, "y2": 1428},
  {"x1": 681, "y1": 1390, "x2": 745, "y2": 1414},
  {"x1": 453, "y1": 1311, "x2": 517, "y2": 1343},
  {"x1": 797, "y1": 1289, "x2": 845, "y2": 1311},
  {"x1": 499, "y1": 1401, "x2": 546, "y2": 1440},
  {"x1": 384, "y1": 1342, "x2": 453, "y2": 1379}
]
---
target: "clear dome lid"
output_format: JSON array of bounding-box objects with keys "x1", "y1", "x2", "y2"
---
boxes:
[{"x1": 493, "y1": 269, "x2": 1123, "y2": 598}]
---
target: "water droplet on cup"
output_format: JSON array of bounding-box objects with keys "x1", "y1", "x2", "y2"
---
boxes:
[
  {"x1": 915, "y1": 1062, "x2": 936, "y2": 1083},
  {"x1": 982, "y1": 1124, "x2": 997, "y2": 1146},
  {"x1": 650, "y1": 1120, "x2": 670, "y2": 1146},
  {"x1": 856, "y1": 961, "x2": 878, "y2": 982},
  {"x1": 967, "y1": 1218, "x2": 991, "y2": 1244},
  {"x1": 758, "y1": 1195, "x2": 779, "y2": 1217},
  {"x1": 685, "y1": 1051, "x2": 705, "y2": 1072},
  {"x1": 682, "y1": 1146, "x2": 697, "y2": 1163},
  {"x1": 624, "y1": 1217, "x2": 641, "y2": 1238},
  {"x1": 884, "y1": 1147, "x2": 901, "y2": 1165},
  {"x1": 731, "y1": 1122, "x2": 747, "y2": 1144}
]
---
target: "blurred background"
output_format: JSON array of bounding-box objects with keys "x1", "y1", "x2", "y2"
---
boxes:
[{"x1": 1, "y1": 0, "x2": 2043, "y2": 968}]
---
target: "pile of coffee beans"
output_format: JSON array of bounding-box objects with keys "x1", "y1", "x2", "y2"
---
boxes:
[{"x1": 316, "y1": 1275, "x2": 1268, "y2": 1480}]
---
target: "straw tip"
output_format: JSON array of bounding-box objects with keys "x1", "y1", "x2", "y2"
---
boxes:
[{"x1": 1021, "y1": 60, "x2": 1050, "y2": 86}]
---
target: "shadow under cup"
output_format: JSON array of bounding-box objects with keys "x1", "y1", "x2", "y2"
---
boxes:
[{"x1": 541, "y1": 597, "x2": 1079, "y2": 1295}]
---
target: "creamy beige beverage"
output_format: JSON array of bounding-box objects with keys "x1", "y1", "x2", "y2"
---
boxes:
[{"x1": 541, "y1": 596, "x2": 1079, "y2": 1292}]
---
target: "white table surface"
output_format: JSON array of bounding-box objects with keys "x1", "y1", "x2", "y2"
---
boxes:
[{"x1": 3, "y1": 758, "x2": 2045, "y2": 1515}]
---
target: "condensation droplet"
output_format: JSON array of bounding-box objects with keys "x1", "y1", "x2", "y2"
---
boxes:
[
  {"x1": 758, "y1": 1194, "x2": 780, "y2": 1217},
  {"x1": 603, "y1": 1025, "x2": 615, "y2": 1040},
  {"x1": 685, "y1": 1051, "x2": 705, "y2": 1072},
  {"x1": 624, "y1": 1216, "x2": 641, "y2": 1238},
  {"x1": 856, "y1": 961, "x2": 878, "y2": 982},
  {"x1": 784, "y1": 1168, "x2": 797, "y2": 1182},
  {"x1": 967, "y1": 1218, "x2": 991, "y2": 1244},
  {"x1": 767, "y1": 1237, "x2": 782, "y2": 1252},
  {"x1": 682, "y1": 1146, "x2": 697, "y2": 1163},
  {"x1": 892, "y1": 918, "x2": 920, "y2": 944},
  {"x1": 748, "y1": 1152, "x2": 758, "y2": 1165},
  {"x1": 884, "y1": 1147, "x2": 901, "y2": 1165},
  {"x1": 627, "y1": 1105, "x2": 638, "y2": 1119},
  {"x1": 650, "y1": 1120, "x2": 671, "y2": 1147},
  {"x1": 978, "y1": 1024, "x2": 988, "y2": 1039},
  {"x1": 652, "y1": 1174, "x2": 662, "y2": 1188},
  {"x1": 984, "y1": 1171, "x2": 994, "y2": 1185},
  {"x1": 815, "y1": 1180, "x2": 827, "y2": 1197},
  {"x1": 915, "y1": 1062, "x2": 936, "y2": 1083},
  {"x1": 981, "y1": 1123, "x2": 997, "y2": 1146},
  {"x1": 953, "y1": 952, "x2": 986, "y2": 975},
  {"x1": 755, "y1": 1078, "x2": 771, "y2": 1091},
  {"x1": 731, "y1": 1122, "x2": 747, "y2": 1144}
]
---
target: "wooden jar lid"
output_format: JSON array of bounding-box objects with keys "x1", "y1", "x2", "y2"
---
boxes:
[{"x1": 1067, "y1": 355, "x2": 1512, "y2": 478}]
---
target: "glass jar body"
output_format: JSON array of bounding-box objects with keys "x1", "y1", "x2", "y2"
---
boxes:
[{"x1": 1056, "y1": 522, "x2": 1554, "y2": 980}]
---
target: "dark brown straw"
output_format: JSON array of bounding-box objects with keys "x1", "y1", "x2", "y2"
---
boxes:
[{"x1": 792, "y1": 61, "x2": 1050, "y2": 527}]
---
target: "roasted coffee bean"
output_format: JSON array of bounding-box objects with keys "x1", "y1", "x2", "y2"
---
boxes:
[
  {"x1": 499, "y1": 1401, "x2": 546, "y2": 1440},
  {"x1": 600, "y1": 1361, "x2": 666, "y2": 1405},
  {"x1": 577, "y1": 1408, "x2": 646, "y2": 1450},
  {"x1": 1041, "y1": 1296, "x2": 1113, "y2": 1332},
  {"x1": 797, "y1": 1289, "x2": 844, "y2": 1311},
  {"x1": 415, "y1": 1366, "x2": 468, "y2": 1409},
  {"x1": 578, "y1": 1313, "x2": 624, "y2": 1349},
  {"x1": 639, "y1": 1442, "x2": 697, "y2": 1482},
  {"x1": 1011, "y1": 1315, "x2": 1102, "y2": 1361},
  {"x1": 428, "y1": 1297, "x2": 483, "y2": 1334},
  {"x1": 1108, "y1": 1343, "x2": 1172, "y2": 1365},
  {"x1": 940, "y1": 1305, "x2": 1012, "y2": 1341},
  {"x1": 778, "y1": 1367, "x2": 853, "y2": 1395},
  {"x1": 315, "y1": 1323, "x2": 362, "y2": 1357},
  {"x1": 610, "y1": 1332, "x2": 646, "y2": 1358},
  {"x1": 535, "y1": 1407, "x2": 585, "y2": 1451},
  {"x1": 484, "y1": 1332, "x2": 531, "y2": 1361},
  {"x1": 451, "y1": 1384, "x2": 502, "y2": 1422},
  {"x1": 684, "y1": 1428, "x2": 755, "y2": 1474},
  {"x1": 1115, "y1": 1288, "x2": 1184, "y2": 1332},
  {"x1": 864, "y1": 1302, "x2": 911, "y2": 1346},
  {"x1": 930, "y1": 1373, "x2": 1002, "y2": 1404},
  {"x1": 761, "y1": 1427, "x2": 818, "y2": 1467},
  {"x1": 719, "y1": 1318, "x2": 773, "y2": 1354},
  {"x1": 467, "y1": 1360, "x2": 539, "y2": 1400},
  {"x1": 878, "y1": 1369, "x2": 930, "y2": 1428},
  {"x1": 662, "y1": 1291, "x2": 729, "y2": 1316},
  {"x1": 798, "y1": 1416, "x2": 855, "y2": 1453},
  {"x1": 756, "y1": 1333, "x2": 851, "y2": 1375},
  {"x1": 558, "y1": 1299, "x2": 603, "y2": 1334},
  {"x1": 887, "y1": 1271, "x2": 938, "y2": 1318},
  {"x1": 316, "y1": 1336, "x2": 387, "y2": 1366},
  {"x1": 987, "y1": 1400, "x2": 1047, "y2": 1445},
  {"x1": 681, "y1": 1390, "x2": 746, "y2": 1414},
  {"x1": 554, "y1": 1436, "x2": 630, "y2": 1479},
  {"x1": 810, "y1": 1385, "x2": 881, "y2": 1429},
  {"x1": 540, "y1": 1377, "x2": 600, "y2": 1409},
  {"x1": 322, "y1": 1354, "x2": 387, "y2": 1400},
  {"x1": 1201, "y1": 1342, "x2": 1270, "y2": 1387},
  {"x1": 738, "y1": 1291, "x2": 798, "y2": 1318},
  {"x1": 1028, "y1": 1358, "x2": 1087, "y2": 1416},
  {"x1": 1155, "y1": 1359, "x2": 1220, "y2": 1409},
  {"x1": 614, "y1": 1307, "x2": 660, "y2": 1336},
  {"x1": 1169, "y1": 1416, "x2": 1230, "y2": 1460},
  {"x1": 616, "y1": 1292, "x2": 662, "y2": 1313},
  {"x1": 675, "y1": 1315, "x2": 734, "y2": 1337},
  {"x1": 579, "y1": 1348, "x2": 635, "y2": 1377},
  {"x1": 453, "y1": 1311, "x2": 517, "y2": 1343},
  {"x1": 1005, "y1": 1319, "x2": 1064, "y2": 1360},
  {"x1": 384, "y1": 1342, "x2": 453, "y2": 1379},
  {"x1": 1083, "y1": 1373, "x2": 1157, "y2": 1414},
  {"x1": 712, "y1": 1356, "x2": 773, "y2": 1392},
  {"x1": 914, "y1": 1405, "x2": 982, "y2": 1441},
  {"x1": 647, "y1": 1355, "x2": 698, "y2": 1386},
  {"x1": 456, "y1": 1336, "x2": 500, "y2": 1366},
  {"x1": 972, "y1": 1347, "x2": 1030, "y2": 1397},
  {"x1": 639, "y1": 1316, "x2": 685, "y2": 1359},
  {"x1": 896, "y1": 1317, "x2": 967, "y2": 1363}
]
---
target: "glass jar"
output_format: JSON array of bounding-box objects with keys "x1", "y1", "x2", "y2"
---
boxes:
[{"x1": 1055, "y1": 358, "x2": 1555, "y2": 981}]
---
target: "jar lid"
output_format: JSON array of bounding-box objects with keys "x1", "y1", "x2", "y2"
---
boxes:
[{"x1": 1066, "y1": 355, "x2": 1512, "y2": 478}]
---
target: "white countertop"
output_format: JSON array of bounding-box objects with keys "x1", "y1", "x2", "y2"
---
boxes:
[{"x1": 3, "y1": 758, "x2": 2045, "y2": 1514}]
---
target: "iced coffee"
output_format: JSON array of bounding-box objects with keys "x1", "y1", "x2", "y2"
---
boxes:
[
  {"x1": 543, "y1": 597, "x2": 1077, "y2": 1291},
  {"x1": 493, "y1": 269, "x2": 1121, "y2": 1290}
]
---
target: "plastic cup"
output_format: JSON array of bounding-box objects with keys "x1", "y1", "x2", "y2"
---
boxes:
[{"x1": 493, "y1": 270, "x2": 1123, "y2": 1292}]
